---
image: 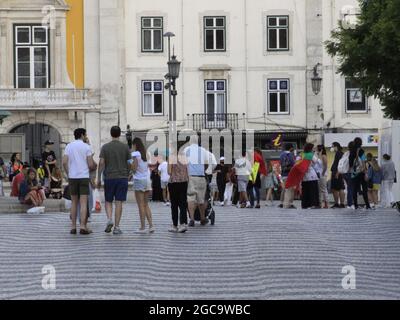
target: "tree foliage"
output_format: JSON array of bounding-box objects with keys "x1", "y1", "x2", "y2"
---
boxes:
[{"x1": 325, "y1": 0, "x2": 400, "y2": 119}]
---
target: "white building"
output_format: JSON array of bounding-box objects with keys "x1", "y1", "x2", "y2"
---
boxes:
[{"x1": 0, "y1": 0, "x2": 385, "y2": 165}]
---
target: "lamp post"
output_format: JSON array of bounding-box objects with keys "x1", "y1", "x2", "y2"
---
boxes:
[
  {"x1": 167, "y1": 54, "x2": 181, "y2": 122},
  {"x1": 163, "y1": 32, "x2": 181, "y2": 157},
  {"x1": 163, "y1": 32, "x2": 175, "y2": 122},
  {"x1": 311, "y1": 63, "x2": 322, "y2": 96}
]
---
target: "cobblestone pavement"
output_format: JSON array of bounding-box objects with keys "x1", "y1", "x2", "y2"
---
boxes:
[{"x1": 1, "y1": 202, "x2": 400, "y2": 300}]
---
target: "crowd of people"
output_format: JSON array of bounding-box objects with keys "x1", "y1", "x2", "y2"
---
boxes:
[
  {"x1": 1, "y1": 126, "x2": 398, "y2": 235},
  {"x1": 0, "y1": 140, "x2": 65, "y2": 210}
]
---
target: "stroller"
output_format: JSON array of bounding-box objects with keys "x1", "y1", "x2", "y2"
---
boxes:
[{"x1": 193, "y1": 176, "x2": 216, "y2": 225}]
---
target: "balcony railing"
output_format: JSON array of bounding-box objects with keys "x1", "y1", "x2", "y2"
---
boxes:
[
  {"x1": 192, "y1": 113, "x2": 239, "y2": 131},
  {"x1": 0, "y1": 89, "x2": 97, "y2": 109}
]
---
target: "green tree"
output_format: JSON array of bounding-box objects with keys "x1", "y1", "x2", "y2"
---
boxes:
[{"x1": 325, "y1": 0, "x2": 400, "y2": 119}]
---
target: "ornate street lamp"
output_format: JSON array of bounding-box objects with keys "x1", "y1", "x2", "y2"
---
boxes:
[
  {"x1": 311, "y1": 63, "x2": 322, "y2": 95},
  {"x1": 167, "y1": 55, "x2": 181, "y2": 80}
]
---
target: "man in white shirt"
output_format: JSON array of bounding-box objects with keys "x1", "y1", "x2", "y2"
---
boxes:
[
  {"x1": 63, "y1": 128, "x2": 96, "y2": 235},
  {"x1": 184, "y1": 140, "x2": 211, "y2": 227}
]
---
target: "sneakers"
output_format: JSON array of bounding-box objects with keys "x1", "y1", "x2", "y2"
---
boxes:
[
  {"x1": 246, "y1": 202, "x2": 252, "y2": 208},
  {"x1": 148, "y1": 226, "x2": 155, "y2": 234},
  {"x1": 105, "y1": 220, "x2": 114, "y2": 233},
  {"x1": 169, "y1": 226, "x2": 178, "y2": 233},
  {"x1": 113, "y1": 227, "x2": 123, "y2": 235},
  {"x1": 178, "y1": 224, "x2": 188, "y2": 233},
  {"x1": 135, "y1": 228, "x2": 147, "y2": 234},
  {"x1": 201, "y1": 218, "x2": 210, "y2": 226},
  {"x1": 278, "y1": 204, "x2": 284, "y2": 209},
  {"x1": 189, "y1": 220, "x2": 195, "y2": 227}
]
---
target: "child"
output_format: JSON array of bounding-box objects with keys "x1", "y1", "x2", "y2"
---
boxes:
[{"x1": 158, "y1": 159, "x2": 170, "y2": 206}]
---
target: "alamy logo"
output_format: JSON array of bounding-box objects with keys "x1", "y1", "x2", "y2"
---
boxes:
[
  {"x1": 42, "y1": 265, "x2": 56, "y2": 290},
  {"x1": 341, "y1": 265, "x2": 356, "y2": 290}
]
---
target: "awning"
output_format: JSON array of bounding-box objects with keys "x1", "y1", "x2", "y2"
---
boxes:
[{"x1": 256, "y1": 131, "x2": 309, "y2": 140}]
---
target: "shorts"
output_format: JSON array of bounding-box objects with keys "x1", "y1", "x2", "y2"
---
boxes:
[
  {"x1": 161, "y1": 180, "x2": 169, "y2": 189},
  {"x1": 331, "y1": 174, "x2": 345, "y2": 191},
  {"x1": 372, "y1": 184, "x2": 381, "y2": 191},
  {"x1": 134, "y1": 179, "x2": 152, "y2": 192},
  {"x1": 104, "y1": 178, "x2": 128, "y2": 203},
  {"x1": 69, "y1": 179, "x2": 90, "y2": 196},
  {"x1": 187, "y1": 176, "x2": 207, "y2": 204},
  {"x1": 237, "y1": 175, "x2": 249, "y2": 193}
]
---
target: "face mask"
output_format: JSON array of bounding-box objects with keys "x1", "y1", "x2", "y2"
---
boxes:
[{"x1": 330, "y1": 148, "x2": 335, "y2": 153}]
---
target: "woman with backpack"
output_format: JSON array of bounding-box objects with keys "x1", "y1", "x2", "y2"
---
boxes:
[
  {"x1": 341, "y1": 141, "x2": 355, "y2": 208},
  {"x1": 330, "y1": 142, "x2": 346, "y2": 208},
  {"x1": 349, "y1": 138, "x2": 372, "y2": 210},
  {"x1": 366, "y1": 155, "x2": 382, "y2": 209}
]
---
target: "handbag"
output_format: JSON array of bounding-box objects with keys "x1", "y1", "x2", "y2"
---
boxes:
[{"x1": 62, "y1": 185, "x2": 71, "y2": 201}]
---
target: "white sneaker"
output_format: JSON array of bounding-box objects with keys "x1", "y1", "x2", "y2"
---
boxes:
[
  {"x1": 135, "y1": 229, "x2": 147, "y2": 235},
  {"x1": 178, "y1": 224, "x2": 188, "y2": 233},
  {"x1": 168, "y1": 226, "x2": 178, "y2": 233},
  {"x1": 148, "y1": 226, "x2": 155, "y2": 234},
  {"x1": 246, "y1": 202, "x2": 251, "y2": 208},
  {"x1": 27, "y1": 207, "x2": 42, "y2": 215}
]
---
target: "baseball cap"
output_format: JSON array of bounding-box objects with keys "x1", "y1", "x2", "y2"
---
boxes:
[{"x1": 44, "y1": 140, "x2": 55, "y2": 146}]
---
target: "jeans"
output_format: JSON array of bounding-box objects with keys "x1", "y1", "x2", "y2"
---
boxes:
[
  {"x1": 168, "y1": 182, "x2": 188, "y2": 227},
  {"x1": 352, "y1": 173, "x2": 370, "y2": 209},
  {"x1": 343, "y1": 173, "x2": 354, "y2": 207},
  {"x1": 217, "y1": 180, "x2": 226, "y2": 202},
  {"x1": 0, "y1": 179, "x2": 4, "y2": 197},
  {"x1": 247, "y1": 184, "x2": 260, "y2": 207}
]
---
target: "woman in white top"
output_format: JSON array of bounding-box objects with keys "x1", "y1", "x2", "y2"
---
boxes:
[{"x1": 131, "y1": 138, "x2": 154, "y2": 234}]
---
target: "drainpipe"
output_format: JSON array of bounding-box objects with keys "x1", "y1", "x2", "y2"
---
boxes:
[
  {"x1": 244, "y1": 0, "x2": 249, "y2": 130},
  {"x1": 181, "y1": 0, "x2": 185, "y2": 128}
]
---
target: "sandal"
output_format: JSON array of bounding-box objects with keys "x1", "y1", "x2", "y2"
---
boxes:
[
  {"x1": 70, "y1": 229, "x2": 77, "y2": 235},
  {"x1": 80, "y1": 229, "x2": 93, "y2": 235}
]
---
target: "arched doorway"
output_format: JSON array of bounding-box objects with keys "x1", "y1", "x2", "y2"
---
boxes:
[{"x1": 10, "y1": 123, "x2": 62, "y2": 168}]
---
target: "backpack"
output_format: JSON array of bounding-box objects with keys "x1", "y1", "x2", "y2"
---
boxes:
[
  {"x1": 338, "y1": 151, "x2": 350, "y2": 174},
  {"x1": 281, "y1": 153, "x2": 292, "y2": 174}
]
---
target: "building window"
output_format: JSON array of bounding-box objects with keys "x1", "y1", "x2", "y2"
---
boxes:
[
  {"x1": 14, "y1": 25, "x2": 49, "y2": 89},
  {"x1": 204, "y1": 17, "x2": 226, "y2": 52},
  {"x1": 267, "y1": 16, "x2": 289, "y2": 51},
  {"x1": 141, "y1": 17, "x2": 163, "y2": 52},
  {"x1": 345, "y1": 80, "x2": 368, "y2": 113},
  {"x1": 205, "y1": 80, "x2": 227, "y2": 122},
  {"x1": 268, "y1": 79, "x2": 290, "y2": 114},
  {"x1": 142, "y1": 80, "x2": 164, "y2": 116}
]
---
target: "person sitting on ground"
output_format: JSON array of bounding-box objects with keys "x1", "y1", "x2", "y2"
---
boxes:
[
  {"x1": 19, "y1": 168, "x2": 45, "y2": 208},
  {"x1": 10, "y1": 163, "x2": 30, "y2": 197},
  {"x1": 50, "y1": 167, "x2": 63, "y2": 199}
]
